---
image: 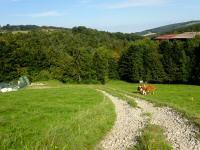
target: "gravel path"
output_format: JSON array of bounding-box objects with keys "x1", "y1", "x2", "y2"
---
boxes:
[
  {"x1": 97, "y1": 90, "x2": 147, "y2": 150},
  {"x1": 132, "y1": 96, "x2": 200, "y2": 150},
  {"x1": 97, "y1": 90, "x2": 200, "y2": 150}
]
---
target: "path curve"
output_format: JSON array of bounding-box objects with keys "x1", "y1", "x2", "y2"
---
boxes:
[
  {"x1": 132, "y1": 96, "x2": 200, "y2": 150},
  {"x1": 98, "y1": 90, "x2": 200, "y2": 150},
  {"x1": 97, "y1": 90, "x2": 147, "y2": 150}
]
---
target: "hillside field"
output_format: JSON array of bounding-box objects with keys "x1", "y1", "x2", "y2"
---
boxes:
[
  {"x1": 1, "y1": 80, "x2": 200, "y2": 149},
  {"x1": 104, "y1": 80, "x2": 200, "y2": 127},
  {"x1": 0, "y1": 82, "x2": 115, "y2": 149}
]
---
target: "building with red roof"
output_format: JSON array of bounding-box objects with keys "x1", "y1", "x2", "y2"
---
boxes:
[{"x1": 155, "y1": 32, "x2": 200, "y2": 40}]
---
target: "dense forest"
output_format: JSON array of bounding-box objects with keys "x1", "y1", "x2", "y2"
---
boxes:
[
  {"x1": 0, "y1": 25, "x2": 200, "y2": 84},
  {"x1": 119, "y1": 39, "x2": 200, "y2": 84},
  {"x1": 0, "y1": 26, "x2": 142, "y2": 84}
]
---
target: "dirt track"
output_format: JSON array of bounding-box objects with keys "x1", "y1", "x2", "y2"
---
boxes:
[{"x1": 98, "y1": 90, "x2": 200, "y2": 150}]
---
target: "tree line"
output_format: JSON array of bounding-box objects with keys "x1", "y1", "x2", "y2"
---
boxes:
[
  {"x1": 0, "y1": 26, "x2": 141, "y2": 84},
  {"x1": 119, "y1": 38, "x2": 200, "y2": 84},
  {"x1": 0, "y1": 26, "x2": 200, "y2": 84}
]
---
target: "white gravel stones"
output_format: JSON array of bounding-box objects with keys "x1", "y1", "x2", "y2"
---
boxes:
[
  {"x1": 98, "y1": 90, "x2": 200, "y2": 150},
  {"x1": 134, "y1": 97, "x2": 200, "y2": 150},
  {"x1": 97, "y1": 91, "x2": 147, "y2": 150}
]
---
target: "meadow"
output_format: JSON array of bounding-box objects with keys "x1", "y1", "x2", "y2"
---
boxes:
[
  {"x1": 0, "y1": 82, "x2": 115, "y2": 149},
  {"x1": 104, "y1": 80, "x2": 200, "y2": 127},
  {"x1": 1, "y1": 80, "x2": 200, "y2": 149}
]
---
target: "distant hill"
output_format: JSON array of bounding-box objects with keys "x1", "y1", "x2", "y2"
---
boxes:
[
  {"x1": 137, "y1": 21, "x2": 200, "y2": 36},
  {"x1": 0, "y1": 24, "x2": 142, "y2": 41},
  {"x1": 0, "y1": 24, "x2": 65, "y2": 31}
]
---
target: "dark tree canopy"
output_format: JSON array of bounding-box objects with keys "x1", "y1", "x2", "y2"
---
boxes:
[
  {"x1": 119, "y1": 38, "x2": 200, "y2": 84},
  {"x1": 0, "y1": 26, "x2": 139, "y2": 83}
]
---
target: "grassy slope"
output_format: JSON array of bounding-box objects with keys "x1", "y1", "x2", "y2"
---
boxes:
[
  {"x1": 0, "y1": 85, "x2": 115, "y2": 149},
  {"x1": 106, "y1": 80, "x2": 200, "y2": 127},
  {"x1": 137, "y1": 21, "x2": 200, "y2": 35}
]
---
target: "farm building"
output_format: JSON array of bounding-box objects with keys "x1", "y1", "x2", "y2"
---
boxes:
[{"x1": 155, "y1": 32, "x2": 200, "y2": 40}]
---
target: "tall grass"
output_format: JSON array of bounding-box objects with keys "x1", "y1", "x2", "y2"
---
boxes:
[
  {"x1": 0, "y1": 86, "x2": 115, "y2": 149},
  {"x1": 129, "y1": 124, "x2": 172, "y2": 150}
]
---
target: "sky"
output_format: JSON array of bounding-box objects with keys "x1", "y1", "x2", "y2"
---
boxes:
[{"x1": 0, "y1": 0, "x2": 200, "y2": 33}]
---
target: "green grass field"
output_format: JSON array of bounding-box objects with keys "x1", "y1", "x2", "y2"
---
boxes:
[
  {"x1": 0, "y1": 84, "x2": 115, "y2": 149},
  {"x1": 105, "y1": 80, "x2": 200, "y2": 127},
  {"x1": 129, "y1": 124, "x2": 172, "y2": 150},
  {"x1": 1, "y1": 80, "x2": 200, "y2": 149}
]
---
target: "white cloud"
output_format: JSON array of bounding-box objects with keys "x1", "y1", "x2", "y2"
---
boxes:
[
  {"x1": 30, "y1": 11, "x2": 63, "y2": 18},
  {"x1": 101, "y1": 0, "x2": 167, "y2": 9},
  {"x1": 15, "y1": 11, "x2": 65, "y2": 18}
]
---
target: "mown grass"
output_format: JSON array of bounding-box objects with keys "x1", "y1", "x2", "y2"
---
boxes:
[
  {"x1": 129, "y1": 124, "x2": 172, "y2": 150},
  {"x1": 27, "y1": 80, "x2": 66, "y2": 88},
  {"x1": 12, "y1": 31, "x2": 29, "y2": 34},
  {"x1": 106, "y1": 80, "x2": 200, "y2": 127},
  {"x1": 97, "y1": 86, "x2": 137, "y2": 108},
  {"x1": 0, "y1": 86, "x2": 116, "y2": 149}
]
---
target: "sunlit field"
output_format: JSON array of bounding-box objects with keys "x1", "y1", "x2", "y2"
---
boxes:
[
  {"x1": 0, "y1": 83, "x2": 115, "y2": 149},
  {"x1": 105, "y1": 80, "x2": 200, "y2": 127}
]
